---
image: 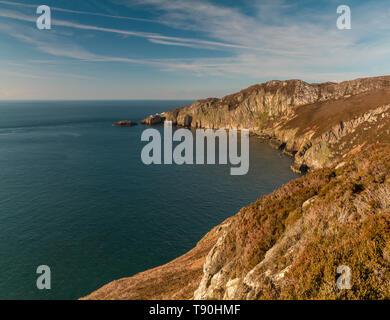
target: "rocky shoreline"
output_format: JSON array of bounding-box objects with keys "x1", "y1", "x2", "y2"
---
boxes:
[{"x1": 141, "y1": 76, "x2": 390, "y2": 173}]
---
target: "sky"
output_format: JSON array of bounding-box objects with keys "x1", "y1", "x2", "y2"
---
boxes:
[{"x1": 0, "y1": 0, "x2": 390, "y2": 100}]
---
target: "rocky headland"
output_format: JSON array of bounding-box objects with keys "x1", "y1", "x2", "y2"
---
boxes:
[
  {"x1": 84, "y1": 76, "x2": 390, "y2": 300},
  {"x1": 141, "y1": 76, "x2": 390, "y2": 173}
]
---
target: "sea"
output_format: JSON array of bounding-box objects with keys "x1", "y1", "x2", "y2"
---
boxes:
[{"x1": 0, "y1": 100, "x2": 299, "y2": 299}]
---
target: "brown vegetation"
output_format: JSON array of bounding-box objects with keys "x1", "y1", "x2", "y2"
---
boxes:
[{"x1": 195, "y1": 144, "x2": 390, "y2": 300}]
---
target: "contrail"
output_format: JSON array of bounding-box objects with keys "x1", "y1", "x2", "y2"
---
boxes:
[
  {"x1": 0, "y1": 0, "x2": 158, "y2": 23},
  {"x1": 0, "y1": 9, "x2": 249, "y2": 50}
]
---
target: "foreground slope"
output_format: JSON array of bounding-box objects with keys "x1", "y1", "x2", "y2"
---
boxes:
[{"x1": 193, "y1": 144, "x2": 390, "y2": 299}]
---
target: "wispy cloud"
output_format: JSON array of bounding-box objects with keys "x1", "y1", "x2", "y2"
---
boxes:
[
  {"x1": 0, "y1": 0, "x2": 158, "y2": 23},
  {"x1": 0, "y1": 4, "x2": 246, "y2": 50},
  {"x1": 0, "y1": 5, "x2": 252, "y2": 75},
  {"x1": 0, "y1": 20, "x2": 191, "y2": 71}
]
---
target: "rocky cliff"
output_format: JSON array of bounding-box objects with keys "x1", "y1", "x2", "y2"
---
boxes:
[
  {"x1": 83, "y1": 76, "x2": 390, "y2": 300},
  {"x1": 142, "y1": 76, "x2": 390, "y2": 172}
]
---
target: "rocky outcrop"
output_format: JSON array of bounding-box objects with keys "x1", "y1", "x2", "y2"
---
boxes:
[
  {"x1": 113, "y1": 120, "x2": 137, "y2": 127},
  {"x1": 140, "y1": 114, "x2": 165, "y2": 125},
  {"x1": 142, "y1": 76, "x2": 390, "y2": 172}
]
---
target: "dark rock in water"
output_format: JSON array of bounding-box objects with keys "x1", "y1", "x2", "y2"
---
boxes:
[
  {"x1": 113, "y1": 120, "x2": 138, "y2": 127},
  {"x1": 269, "y1": 138, "x2": 284, "y2": 150}
]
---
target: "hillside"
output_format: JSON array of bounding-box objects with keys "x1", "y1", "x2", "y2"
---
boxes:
[{"x1": 83, "y1": 76, "x2": 390, "y2": 300}]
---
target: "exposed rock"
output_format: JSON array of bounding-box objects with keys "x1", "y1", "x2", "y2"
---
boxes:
[
  {"x1": 302, "y1": 195, "x2": 317, "y2": 209},
  {"x1": 141, "y1": 114, "x2": 166, "y2": 125},
  {"x1": 140, "y1": 76, "x2": 390, "y2": 173},
  {"x1": 183, "y1": 115, "x2": 193, "y2": 127},
  {"x1": 112, "y1": 120, "x2": 137, "y2": 127},
  {"x1": 335, "y1": 162, "x2": 346, "y2": 170}
]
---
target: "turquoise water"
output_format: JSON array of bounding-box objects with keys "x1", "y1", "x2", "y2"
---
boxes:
[{"x1": 0, "y1": 101, "x2": 299, "y2": 299}]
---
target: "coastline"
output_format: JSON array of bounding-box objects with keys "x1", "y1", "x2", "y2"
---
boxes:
[
  {"x1": 141, "y1": 76, "x2": 390, "y2": 173},
  {"x1": 84, "y1": 76, "x2": 390, "y2": 300}
]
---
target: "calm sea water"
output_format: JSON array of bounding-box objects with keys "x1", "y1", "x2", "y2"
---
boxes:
[{"x1": 0, "y1": 101, "x2": 299, "y2": 299}]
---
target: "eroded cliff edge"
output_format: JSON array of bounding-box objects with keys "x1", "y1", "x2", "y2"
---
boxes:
[
  {"x1": 83, "y1": 76, "x2": 390, "y2": 300},
  {"x1": 142, "y1": 76, "x2": 390, "y2": 173}
]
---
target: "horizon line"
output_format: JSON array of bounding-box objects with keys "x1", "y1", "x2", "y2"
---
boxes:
[{"x1": 0, "y1": 98, "x2": 198, "y2": 102}]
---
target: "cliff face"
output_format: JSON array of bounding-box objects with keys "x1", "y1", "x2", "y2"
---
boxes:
[
  {"x1": 142, "y1": 76, "x2": 390, "y2": 172},
  {"x1": 84, "y1": 76, "x2": 390, "y2": 300}
]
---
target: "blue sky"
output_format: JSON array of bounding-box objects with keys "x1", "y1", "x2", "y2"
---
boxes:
[{"x1": 0, "y1": 0, "x2": 390, "y2": 99}]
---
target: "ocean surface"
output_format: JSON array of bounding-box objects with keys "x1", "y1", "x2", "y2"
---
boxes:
[{"x1": 0, "y1": 101, "x2": 299, "y2": 299}]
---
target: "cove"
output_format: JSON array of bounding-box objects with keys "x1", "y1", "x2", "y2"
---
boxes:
[{"x1": 0, "y1": 100, "x2": 300, "y2": 299}]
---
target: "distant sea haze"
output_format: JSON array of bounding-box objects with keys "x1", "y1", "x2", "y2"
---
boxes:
[{"x1": 0, "y1": 100, "x2": 299, "y2": 299}]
